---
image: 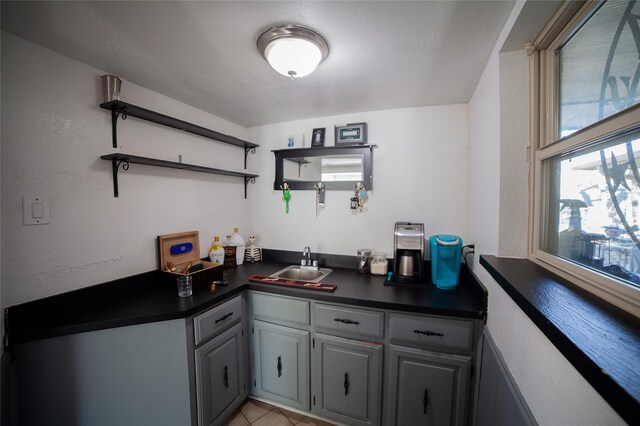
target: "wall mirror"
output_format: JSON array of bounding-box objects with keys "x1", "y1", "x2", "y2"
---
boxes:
[{"x1": 273, "y1": 145, "x2": 374, "y2": 190}]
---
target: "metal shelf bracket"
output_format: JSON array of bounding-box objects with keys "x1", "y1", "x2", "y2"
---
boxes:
[
  {"x1": 244, "y1": 176, "x2": 256, "y2": 199},
  {"x1": 110, "y1": 107, "x2": 128, "y2": 148},
  {"x1": 244, "y1": 147, "x2": 257, "y2": 169},
  {"x1": 111, "y1": 157, "x2": 130, "y2": 197}
]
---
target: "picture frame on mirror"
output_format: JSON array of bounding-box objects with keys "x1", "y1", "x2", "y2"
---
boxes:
[
  {"x1": 335, "y1": 122, "x2": 367, "y2": 145},
  {"x1": 312, "y1": 128, "x2": 325, "y2": 147}
]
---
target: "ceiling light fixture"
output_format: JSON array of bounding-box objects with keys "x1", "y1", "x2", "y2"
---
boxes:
[{"x1": 257, "y1": 24, "x2": 329, "y2": 78}]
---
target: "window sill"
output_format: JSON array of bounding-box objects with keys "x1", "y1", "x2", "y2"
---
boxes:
[{"x1": 479, "y1": 255, "x2": 639, "y2": 424}]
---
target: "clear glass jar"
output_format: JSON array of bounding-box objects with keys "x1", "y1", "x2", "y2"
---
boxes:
[
  {"x1": 370, "y1": 252, "x2": 388, "y2": 275},
  {"x1": 356, "y1": 249, "x2": 372, "y2": 274}
]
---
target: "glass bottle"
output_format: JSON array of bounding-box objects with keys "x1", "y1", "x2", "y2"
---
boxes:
[
  {"x1": 223, "y1": 235, "x2": 237, "y2": 268},
  {"x1": 356, "y1": 249, "x2": 372, "y2": 274}
]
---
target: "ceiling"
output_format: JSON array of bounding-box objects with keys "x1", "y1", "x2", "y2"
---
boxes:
[{"x1": 1, "y1": 1, "x2": 517, "y2": 128}]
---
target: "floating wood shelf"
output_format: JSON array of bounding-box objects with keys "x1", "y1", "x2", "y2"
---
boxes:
[
  {"x1": 100, "y1": 153, "x2": 258, "y2": 198},
  {"x1": 100, "y1": 100, "x2": 258, "y2": 168}
]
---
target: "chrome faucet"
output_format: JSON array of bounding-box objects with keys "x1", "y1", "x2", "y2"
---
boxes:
[
  {"x1": 302, "y1": 246, "x2": 311, "y2": 265},
  {"x1": 301, "y1": 246, "x2": 318, "y2": 270}
]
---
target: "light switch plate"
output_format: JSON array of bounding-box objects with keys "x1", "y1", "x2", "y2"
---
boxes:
[{"x1": 23, "y1": 195, "x2": 50, "y2": 225}]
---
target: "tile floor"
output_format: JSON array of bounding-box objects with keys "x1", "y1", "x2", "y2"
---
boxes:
[{"x1": 223, "y1": 398, "x2": 337, "y2": 426}]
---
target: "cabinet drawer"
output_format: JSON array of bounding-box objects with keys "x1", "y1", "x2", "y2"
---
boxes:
[
  {"x1": 389, "y1": 313, "x2": 473, "y2": 351},
  {"x1": 251, "y1": 292, "x2": 310, "y2": 329},
  {"x1": 314, "y1": 304, "x2": 384, "y2": 340},
  {"x1": 194, "y1": 295, "x2": 243, "y2": 345}
]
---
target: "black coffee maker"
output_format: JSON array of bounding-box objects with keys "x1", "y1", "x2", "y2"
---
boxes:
[{"x1": 393, "y1": 222, "x2": 425, "y2": 283}]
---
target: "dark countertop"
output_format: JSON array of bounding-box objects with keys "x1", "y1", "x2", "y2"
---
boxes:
[
  {"x1": 5, "y1": 259, "x2": 486, "y2": 347},
  {"x1": 480, "y1": 255, "x2": 639, "y2": 425}
]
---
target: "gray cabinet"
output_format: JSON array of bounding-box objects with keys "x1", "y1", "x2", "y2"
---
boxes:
[
  {"x1": 386, "y1": 345, "x2": 470, "y2": 426},
  {"x1": 13, "y1": 320, "x2": 193, "y2": 426},
  {"x1": 388, "y1": 312, "x2": 474, "y2": 351},
  {"x1": 193, "y1": 295, "x2": 247, "y2": 426},
  {"x1": 385, "y1": 311, "x2": 478, "y2": 426},
  {"x1": 314, "y1": 303, "x2": 384, "y2": 341},
  {"x1": 195, "y1": 322, "x2": 245, "y2": 426},
  {"x1": 312, "y1": 333, "x2": 382, "y2": 426},
  {"x1": 251, "y1": 292, "x2": 310, "y2": 329},
  {"x1": 474, "y1": 330, "x2": 536, "y2": 426},
  {"x1": 247, "y1": 293, "x2": 481, "y2": 426},
  {"x1": 252, "y1": 320, "x2": 310, "y2": 411}
]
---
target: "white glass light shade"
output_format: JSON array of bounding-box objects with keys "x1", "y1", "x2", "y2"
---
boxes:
[
  {"x1": 257, "y1": 25, "x2": 329, "y2": 79},
  {"x1": 265, "y1": 38, "x2": 322, "y2": 78}
]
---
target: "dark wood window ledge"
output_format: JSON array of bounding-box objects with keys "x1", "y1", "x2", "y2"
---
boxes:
[{"x1": 480, "y1": 255, "x2": 639, "y2": 424}]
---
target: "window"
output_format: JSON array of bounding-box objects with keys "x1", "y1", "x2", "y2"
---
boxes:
[{"x1": 532, "y1": 0, "x2": 640, "y2": 315}]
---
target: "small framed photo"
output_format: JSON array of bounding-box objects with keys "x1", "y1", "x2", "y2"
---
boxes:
[
  {"x1": 335, "y1": 122, "x2": 367, "y2": 145},
  {"x1": 311, "y1": 128, "x2": 325, "y2": 147}
]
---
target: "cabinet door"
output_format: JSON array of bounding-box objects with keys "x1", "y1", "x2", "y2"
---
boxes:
[
  {"x1": 195, "y1": 322, "x2": 245, "y2": 426},
  {"x1": 386, "y1": 345, "x2": 470, "y2": 426},
  {"x1": 312, "y1": 333, "x2": 382, "y2": 426},
  {"x1": 475, "y1": 331, "x2": 535, "y2": 426},
  {"x1": 252, "y1": 320, "x2": 310, "y2": 411}
]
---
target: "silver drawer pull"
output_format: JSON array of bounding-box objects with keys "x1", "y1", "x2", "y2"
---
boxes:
[
  {"x1": 334, "y1": 318, "x2": 360, "y2": 325},
  {"x1": 414, "y1": 329, "x2": 444, "y2": 337},
  {"x1": 215, "y1": 312, "x2": 233, "y2": 324}
]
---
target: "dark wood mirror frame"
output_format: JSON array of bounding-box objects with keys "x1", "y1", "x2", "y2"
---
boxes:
[{"x1": 273, "y1": 145, "x2": 374, "y2": 190}]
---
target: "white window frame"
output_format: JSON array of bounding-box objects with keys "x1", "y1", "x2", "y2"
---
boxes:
[{"x1": 529, "y1": 0, "x2": 640, "y2": 317}]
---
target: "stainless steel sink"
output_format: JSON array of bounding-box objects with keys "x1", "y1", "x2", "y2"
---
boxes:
[{"x1": 271, "y1": 265, "x2": 332, "y2": 283}]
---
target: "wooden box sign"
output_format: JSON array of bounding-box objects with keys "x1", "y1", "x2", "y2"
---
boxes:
[{"x1": 157, "y1": 231, "x2": 222, "y2": 286}]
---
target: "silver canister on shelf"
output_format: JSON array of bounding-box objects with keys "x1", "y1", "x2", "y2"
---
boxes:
[
  {"x1": 356, "y1": 249, "x2": 372, "y2": 274},
  {"x1": 101, "y1": 74, "x2": 122, "y2": 103}
]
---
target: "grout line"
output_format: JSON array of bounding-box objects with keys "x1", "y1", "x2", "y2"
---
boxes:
[
  {"x1": 249, "y1": 406, "x2": 275, "y2": 424},
  {"x1": 239, "y1": 410, "x2": 250, "y2": 425},
  {"x1": 276, "y1": 408, "x2": 297, "y2": 425}
]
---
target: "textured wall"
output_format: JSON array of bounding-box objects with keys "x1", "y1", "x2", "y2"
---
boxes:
[
  {"x1": 1, "y1": 32, "x2": 253, "y2": 306},
  {"x1": 468, "y1": 39, "x2": 625, "y2": 426},
  {"x1": 498, "y1": 50, "x2": 530, "y2": 258},
  {"x1": 468, "y1": 49, "x2": 500, "y2": 256},
  {"x1": 247, "y1": 105, "x2": 470, "y2": 258}
]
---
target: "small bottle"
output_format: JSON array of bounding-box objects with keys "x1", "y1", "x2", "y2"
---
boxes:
[
  {"x1": 230, "y1": 227, "x2": 246, "y2": 266},
  {"x1": 208, "y1": 236, "x2": 225, "y2": 265},
  {"x1": 370, "y1": 252, "x2": 388, "y2": 275},
  {"x1": 223, "y1": 235, "x2": 237, "y2": 268}
]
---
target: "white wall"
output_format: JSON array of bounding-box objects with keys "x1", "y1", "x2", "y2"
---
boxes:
[
  {"x1": 498, "y1": 50, "x2": 530, "y2": 258},
  {"x1": 468, "y1": 33, "x2": 625, "y2": 426},
  {"x1": 248, "y1": 105, "x2": 470, "y2": 257},
  {"x1": 468, "y1": 50, "x2": 500, "y2": 256},
  {"x1": 1, "y1": 32, "x2": 254, "y2": 306}
]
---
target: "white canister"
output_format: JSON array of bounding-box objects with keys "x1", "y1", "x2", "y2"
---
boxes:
[{"x1": 370, "y1": 252, "x2": 388, "y2": 275}]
